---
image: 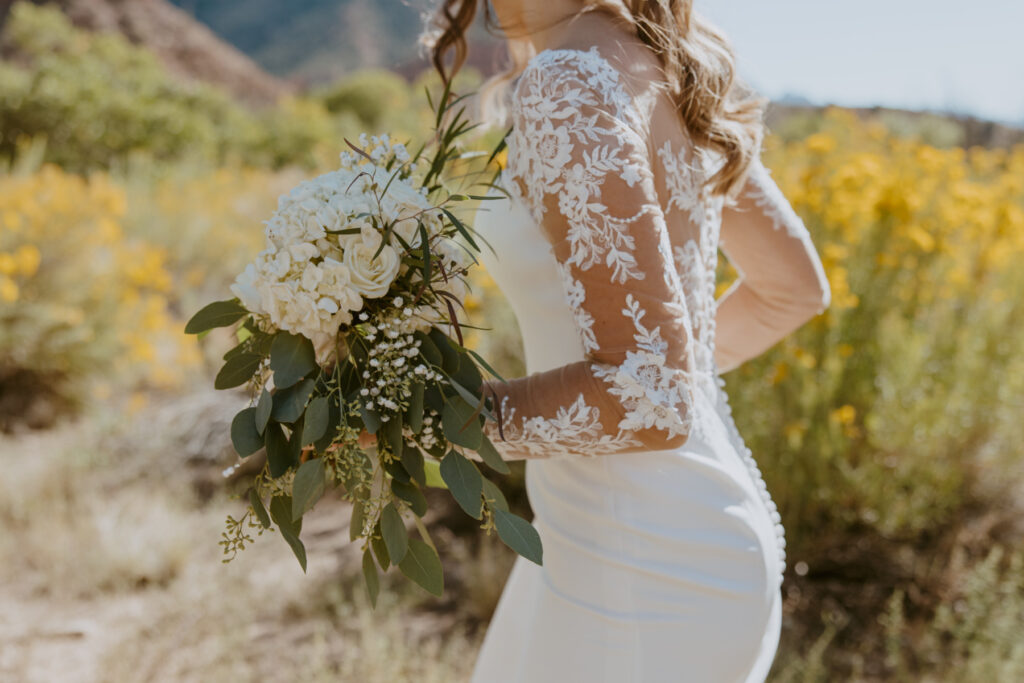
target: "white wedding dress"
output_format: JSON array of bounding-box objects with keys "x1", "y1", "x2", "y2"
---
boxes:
[{"x1": 468, "y1": 45, "x2": 831, "y2": 682}]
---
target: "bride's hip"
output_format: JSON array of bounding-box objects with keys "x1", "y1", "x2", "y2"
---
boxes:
[{"x1": 527, "y1": 509, "x2": 780, "y2": 638}]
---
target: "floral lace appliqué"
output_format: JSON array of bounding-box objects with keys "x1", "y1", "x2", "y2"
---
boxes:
[
  {"x1": 496, "y1": 393, "x2": 645, "y2": 459},
  {"x1": 591, "y1": 294, "x2": 693, "y2": 439}
]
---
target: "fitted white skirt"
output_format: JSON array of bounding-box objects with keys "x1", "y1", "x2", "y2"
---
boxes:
[{"x1": 470, "y1": 381, "x2": 785, "y2": 683}]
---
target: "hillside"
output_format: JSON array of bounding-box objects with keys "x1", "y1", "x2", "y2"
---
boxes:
[
  {"x1": 170, "y1": 0, "x2": 432, "y2": 84},
  {"x1": 12, "y1": 0, "x2": 291, "y2": 104}
]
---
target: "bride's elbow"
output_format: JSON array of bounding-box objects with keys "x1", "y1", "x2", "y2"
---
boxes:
[
  {"x1": 640, "y1": 427, "x2": 691, "y2": 452},
  {"x1": 620, "y1": 394, "x2": 694, "y2": 452}
]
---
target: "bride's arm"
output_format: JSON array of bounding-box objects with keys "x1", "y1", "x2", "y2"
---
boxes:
[
  {"x1": 713, "y1": 155, "x2": 831, "y2": 373},
  {"x1": 477, "y1": 57, "x2": 698, "y2": 461}
]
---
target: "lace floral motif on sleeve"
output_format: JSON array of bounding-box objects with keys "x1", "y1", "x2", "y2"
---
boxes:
[
  {"x1": 479, "y1": 47, "x2": 698, "y2": 460},
  {"x1": 590, "y1": 294, "x2": 693, "y2": 439}
]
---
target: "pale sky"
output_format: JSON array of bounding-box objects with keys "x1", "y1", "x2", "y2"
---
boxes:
[{"x1": 699, "y1": 0, "x2": 1024, "y2": 125}]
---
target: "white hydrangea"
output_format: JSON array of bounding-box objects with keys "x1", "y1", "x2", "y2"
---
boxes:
[{"x1": 230, "y1": 134, "x2": 472, "y2": 355}]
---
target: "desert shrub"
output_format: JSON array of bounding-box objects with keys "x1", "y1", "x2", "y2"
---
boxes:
[
  {"x1": 771, "y1": 544, "x2": 1024, "y2": 682},
  {"x1": 0, "y1": 164, "x2": 201, "y2": 428},
  {"x1": 714, "y1": 108, "x2": 1024, "y2": 679},
  {"x1": 0, "y1": 3, "x2": 336, "y2": 172},
  {"x1": 725, "y1": 108, "x2": 1024, "y2": 555},
  {"x1": 317, "y1": 69, "x2": 413, "y2": 128}
]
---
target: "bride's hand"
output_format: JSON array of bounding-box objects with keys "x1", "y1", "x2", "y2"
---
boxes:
[{"x1": 357, "y1": 431, "x2": 377, "y2": 450}]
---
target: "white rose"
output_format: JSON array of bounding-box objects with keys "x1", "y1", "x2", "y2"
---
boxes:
[{"x1": 343, "y1": 234, "x2": 401, "y2": 299}]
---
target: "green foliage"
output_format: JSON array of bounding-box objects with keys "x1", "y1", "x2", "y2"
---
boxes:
[
  {"x1": 720, "y1": 112, "x2": 1024, "y2": 680},
  {"x1": 771, "y1": 545, "x2": 1024, "y2": 682},
  {"x1": 317, "y1": 69, "x2": 414, "y2": 129},
  {"x1": 0, "y1": 3, "x2": 335, "y2": 172}
]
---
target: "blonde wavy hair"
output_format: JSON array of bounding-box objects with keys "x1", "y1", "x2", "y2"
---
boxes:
[{"x1": 422, "y1": 0, "x2": 767, "y2": 198}]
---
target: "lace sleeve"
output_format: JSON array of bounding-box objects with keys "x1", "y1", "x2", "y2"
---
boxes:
[
  {"x1": 714, "y1": 154, "x2": 831, "y2": 373},
  {"x1": 478, "y1": 51, "x2": 697, "y2": 460}
]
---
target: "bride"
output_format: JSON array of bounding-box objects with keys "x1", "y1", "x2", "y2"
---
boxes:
[{"x1": 424, "y1": 1, "x2": 832, "y2": 680}]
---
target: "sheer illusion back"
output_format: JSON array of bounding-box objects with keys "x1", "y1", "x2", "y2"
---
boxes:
[{"x1": 479, "y1": 44, "x2": 830, "y2": 461}]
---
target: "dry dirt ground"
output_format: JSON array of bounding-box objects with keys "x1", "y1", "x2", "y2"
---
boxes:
[{"x1": 0, "y1": 392, "x2": 498, "y2": 683}]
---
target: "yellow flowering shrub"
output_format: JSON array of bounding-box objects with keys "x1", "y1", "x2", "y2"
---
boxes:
[
  {"x1": 0, "y1": 165, "x2": 200, "y2": 427},
  {"x1": 718, "y1": 108, "x2": 1024, "y2": 557}
]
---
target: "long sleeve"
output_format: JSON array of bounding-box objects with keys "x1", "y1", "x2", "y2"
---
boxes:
[
  {"x1": 479, "y1": 52, "x2": 697, "y2": 461},
  {"x1": 713, "y1": 155, "x2": 831, "y2": 373}
]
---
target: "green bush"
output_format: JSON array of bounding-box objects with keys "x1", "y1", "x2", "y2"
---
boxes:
[
  {"x1": 720, "y1": 110, "x2": 1024, "y2": 679},
  {"x1": 0, "y1": 3, "x2": 335, "y2": 171}
]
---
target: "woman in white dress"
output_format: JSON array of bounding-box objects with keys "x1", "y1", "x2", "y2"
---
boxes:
[{"x1": 424, "y1": 1, "x2": 832, "y2": 681}]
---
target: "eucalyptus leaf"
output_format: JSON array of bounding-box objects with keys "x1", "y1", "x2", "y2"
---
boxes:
[
  {"x1": 440, "y1": 449, "x2": 483, "y2": 519},
  {"x1": 440, "y1": 207, "x2": 480, "y2": 251},
  {"x1": 392, "y1": 479, "x2": 428, "y2": 517},
  {"x1": 264, "y1": 422, "x2": 294, "y2": 478},
  {"x1": 400, "y1": 443, "x2": 426, "y2": 486},
  {"x1": 480, "y1": 477, "x2": 509, "y2": 512},
  {"x1": 292, "y1": 458, "x2": 326, "y2": 520},
  {"x1": 184, "y1": 299, "x2": 248, "y2": 334},
  {"x1": 214, "y1": 353, "x2": 261, "y2": 390},
  {"x1": 362, "y1": 549, "x2": 380, "y2": 608},
  {"x1": 231, "y1": 407, "x2": 264, "y2": 458},
  {"x1": 348, "y1": 503, "x2": 366, "y2": 543},
  {"x1": 494, "y1": 509, "x2": 543, "y2": 566},
  {"x1": 380, "y1": 503, "x2": 408, "y2": 564},
  {"x1": 428, "y1": 328, "x2": 460, "y2": 373},
  {"x1": 255, "y1": 388, "x2": 273, "y2": 434},
  {"x1": 222, "y1": 341, "x2": 248, "y2": 362},
  {"x1": 301, "y1": 396, "x2": 329, "y2": 446},
  {"x1": 382, "y1": 413, "x2": 404, "y2": 456},
  {"x1": 314, "y1": 397, "x2": 341, "y2": 452},
  {"x1": 452, "y1": 348, "x2": 483, "y2": 392},
  {"x1": 442, "y1": 374, "x2": 495, "y2": 421},
  {"x1": 254, "y1": 330, "x2": 275, "y2": 356},
  {"x1": 360, "y1": 402, "x2": 382, "y2": 435},
  {"x1": 406, "y1": 381, "x2": 425, "y2": 434},
  {"x1": 414, "y1": 330, "x2": 442, "y2": 367},
  {"x1": 423, "y1": 385, "x2": 444, "y2": 413},
  {"x1": 398, "y1": 538, "x2": 444, "y2": 597},
  {"x1": 249, "y1": 489, "x2": 271, "y2": 529},
  {"x1": 269, "y1": 495, "x2": 307, "y2": 572},
  {"x1": 442, "y1": 396, "x2": 483, "y2": 449},
  {"x1": 272, "y1": 378, "x2": 316, "y2": 423},
  {"x1": 384, "y1": 457, "x2": 411, "y2": 484},
  {"x1": 475, "y1": 433, "x2": 510, "y2": 474},
  {"x1": 372, "y1": 530, "x2": 390, "y2": 570},
  {"x1": 270, "y1": 332, "x2": 317, "y2": 389}
]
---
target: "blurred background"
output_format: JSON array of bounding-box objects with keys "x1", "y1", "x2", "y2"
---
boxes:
[{"x1": 0, "y1": 0, "x2": 1022, "y2": 681}]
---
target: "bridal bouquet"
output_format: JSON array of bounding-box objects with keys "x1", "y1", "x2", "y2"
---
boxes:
[{"x1": 184, "y1": 88, "x2": 539, "y2": 605}]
